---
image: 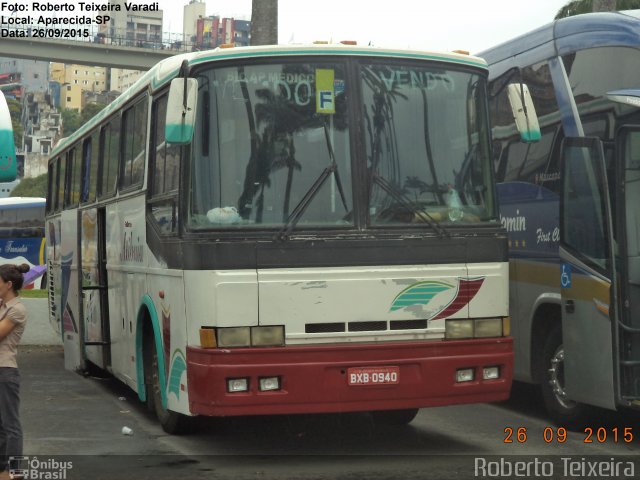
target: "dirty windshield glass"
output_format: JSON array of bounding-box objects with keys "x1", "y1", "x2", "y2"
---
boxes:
[
  {"x1": 361, "y1": 63, "x2": 496, "y2": 225},
  {"x1": 189, "y1": 62, "x2": 352, "y2": 229}
]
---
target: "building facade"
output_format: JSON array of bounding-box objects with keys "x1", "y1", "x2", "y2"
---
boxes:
[
  {"x1": 184, "y1": 0, "x2": 206, "y2": 45},
  {"x1": 195, "y1": 16, "x2": 251, "y2": 50},
  {"x1": 0, "y1": 58, "x2": 49, "y2": 98},
  {"x1": 50, "y1": 63, "x2": 107, "y2": 112}
]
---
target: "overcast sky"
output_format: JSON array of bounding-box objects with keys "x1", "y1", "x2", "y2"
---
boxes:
[{"x1": 159, "y1": 0, "x2": 571, "y2": 53}]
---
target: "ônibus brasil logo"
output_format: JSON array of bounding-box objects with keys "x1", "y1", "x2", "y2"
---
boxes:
[{"x1": 389, "y1": 277, "x2": 485, "y2": 319}]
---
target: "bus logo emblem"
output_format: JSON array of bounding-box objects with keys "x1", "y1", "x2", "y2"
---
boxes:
[{"x1": 389, "y1": 278, "x2": 485, "y2": 320}]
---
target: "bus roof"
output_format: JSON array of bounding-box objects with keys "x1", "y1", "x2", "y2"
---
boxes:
[
  {"x1": 50, "y1": 44, "x2": 487, "y2": 158},
  {"x1": 477, "y1": 10, "x2": 640, "y2": 77},
  {"x1": 0, "y1": 197, "x2": 45, "y2": 208}
]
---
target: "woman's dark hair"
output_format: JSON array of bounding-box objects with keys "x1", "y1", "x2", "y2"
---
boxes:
[{"x1": 0, "y1": 264, "x2": 30, "y2": 292}]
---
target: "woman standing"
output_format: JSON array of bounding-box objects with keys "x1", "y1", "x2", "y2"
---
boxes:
[{"x1": 0, "y1": 264, "x2": 29, "y2": 480}]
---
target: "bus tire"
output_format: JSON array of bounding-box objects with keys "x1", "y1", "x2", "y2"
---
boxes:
[
  {"x1": 146, "y1": 334, "x2": 193, "y2": 434},
  {"x1": 371, "y1": 408, "x2": 419, "y2": 426},
  {"x1": 540, "y1": 323, "x2": 591, "y2": 429}
]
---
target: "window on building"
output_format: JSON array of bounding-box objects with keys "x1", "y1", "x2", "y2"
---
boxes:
[
  {"x1": 66, "y1": 97, "x2": 71, "y2": 102},
  {"x1": 67, "y1": 85, "x2": 71, "y2": 91}
]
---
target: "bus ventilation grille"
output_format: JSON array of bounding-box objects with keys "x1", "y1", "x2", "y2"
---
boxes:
[{"x1": 305, "y1": 320, "x2": 429, "y2": 333}]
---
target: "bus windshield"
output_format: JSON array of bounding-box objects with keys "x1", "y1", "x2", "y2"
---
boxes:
[{"x1": 188, "y1": 59, "x2": 496, "y2": 230}]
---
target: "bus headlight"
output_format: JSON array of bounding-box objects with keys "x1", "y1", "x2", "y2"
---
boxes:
[
  {"x1": 217, "y1": 327, "x2": 251, "y2": 347},
  {"x1": 213, "y1": 326, "x2": 285, "y2": 348},
  {"x1": 445, "y1": 318, "x2": 506, "y2": 339},
  {"x1": 445, "y1": 319, "x2": 474, "y2": 339},
  {"x1": 252, "y1": 326, "x2": 285, "y2": 346},
  {"x1": 474, "y1": 318, "x2": 503, "y2": 338}
]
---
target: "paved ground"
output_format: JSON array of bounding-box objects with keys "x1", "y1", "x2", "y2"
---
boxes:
[
  {"x1": 15, "y1": 346, "x2": 640, "y2": 480},
  {"x1": 19, "y1": 298, "x2": 59, "y2": 346}
]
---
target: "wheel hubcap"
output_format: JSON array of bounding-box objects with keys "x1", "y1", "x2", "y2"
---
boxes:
[{"x1": 548, "y1": 345, "x2": 577, "y2": 409}]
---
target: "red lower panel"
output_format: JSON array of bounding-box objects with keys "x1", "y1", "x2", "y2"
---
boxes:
[{"x1": 186, "y1": 338, "x2": 513, "y2": 416}]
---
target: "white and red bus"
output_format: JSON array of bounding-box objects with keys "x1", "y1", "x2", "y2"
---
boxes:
[{"x1": 46, "y1": 44, "x2": 512, "y2": 433}]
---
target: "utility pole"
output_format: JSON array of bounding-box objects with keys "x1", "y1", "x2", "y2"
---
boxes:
[{"x1": 250, "y1": 0, "x2": 278, "y2": 46}]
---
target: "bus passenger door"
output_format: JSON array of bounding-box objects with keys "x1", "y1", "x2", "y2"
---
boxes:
[
  {"x1": 558, "y1": 137, "x2": 617, "y2": 409},
  {"x1": 80, "y1": 207, "x2": 111, "y2": 370},
  {"x1": 616, "y1": 126, "x2": 640, "y2": 404}
]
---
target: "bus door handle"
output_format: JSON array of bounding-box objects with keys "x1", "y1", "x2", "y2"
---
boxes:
[{"x1": 565, "y1": 299, "x2": 575, "y2": 314}]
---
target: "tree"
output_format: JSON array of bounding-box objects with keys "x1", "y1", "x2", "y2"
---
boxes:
[
  {"x1": 250, "y1": 0, "x2": 278, "y2": 45},
  {"x1": 81, "y1": 102, "x2": 106, "y2": 124},
  {"x1": 555, "y1": 0, "x2": 640, "y2": 18},
  {"x1": 61, "y1": 108, "x2": 81, "y2": 136},
  {"x1": 6, "y1": 98, "x2": 23, "y2": 147},
  {"x1": 10, "y1": 173, "x2": 47, "y2": 198}
]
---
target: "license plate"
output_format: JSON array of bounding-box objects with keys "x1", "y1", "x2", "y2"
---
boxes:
[{"x1": 347, "y1": 366, "x2": 400, "y2": 386}]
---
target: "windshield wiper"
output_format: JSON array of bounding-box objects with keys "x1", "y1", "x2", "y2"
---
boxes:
[
  {"x1": 371, "y1": 173, "x2": 450, "y2": 239},
  {"x1": 275, "y1": 123, "x2": 349, "y2": 241}
]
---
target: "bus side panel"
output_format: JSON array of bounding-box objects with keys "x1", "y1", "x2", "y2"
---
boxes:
[
  {"x1": 510, "y1": 258, "x2": 561, "y2": 382},
  {"x1": 61, "y1": 209, "x2": 83, "y2": 371},
  {"x1": 107, "y1": 198, "x2": 146, "y2": 391},
  {"x1": 147, "y1": 270, "x2": 189, "y2": 415}
]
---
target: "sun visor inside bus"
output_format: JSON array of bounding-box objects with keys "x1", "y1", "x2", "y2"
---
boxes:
[
  {"x1": 0, "y1": 91, "x2": 18, "y2": 183},
  {"x1": 607, "y1": 89, "x2": 640, "y2": 109},
  {"x1": 166, "y1": 78, "x2": 198, "y2": 145}
]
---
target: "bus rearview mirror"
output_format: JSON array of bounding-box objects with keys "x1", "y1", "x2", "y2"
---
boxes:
[
  {"x1": 166, "y1": 78, "x2": 198, "y2": 145},
  {"x1": 507, "y1": 83, "x2": 541, "y2": 144}
]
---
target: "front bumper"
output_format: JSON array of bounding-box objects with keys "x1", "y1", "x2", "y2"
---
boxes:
[{"x1": 186, "y1": 337, "x2": 513, "y2": 416}]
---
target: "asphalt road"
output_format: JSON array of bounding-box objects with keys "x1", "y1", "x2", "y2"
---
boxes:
[{"x1": 17, "y1": 346, "x2": 640, "y2": 480}]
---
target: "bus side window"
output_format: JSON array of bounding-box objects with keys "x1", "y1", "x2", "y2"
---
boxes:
[
  {"x1": 149, "y1": 94, "x2": 179, "y2": 235},
  {"x1": 121, "y1": 95, "x2": 148, "y2": 190},
  {"x1": 81, "y1": 131, "x2": 100, "y2": 204},
  {"x1": 99, "y1": 118, "x2": 120, "y2": 199},
  {"x1": 64, "y1": 147, "x2": 81, "y2": 208},
  {"x1": 47, "y1": 159, "x2": 58, "y2": 213},
  {"x1": 57, "y1": 154, "x2": 66, "y2": 210}
]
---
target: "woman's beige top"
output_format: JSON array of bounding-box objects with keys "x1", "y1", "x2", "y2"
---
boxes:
[{"x1": 0, "y1": 297, "x2": 27, "y2": 368}]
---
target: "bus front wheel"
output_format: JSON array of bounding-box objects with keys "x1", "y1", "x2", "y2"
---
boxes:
[
  {"x1": 540, "y1": 324, "x2": 591, "y2": 429},
  {"x1": 145, "y1": 335, "x2": 193, "y2": 434}
]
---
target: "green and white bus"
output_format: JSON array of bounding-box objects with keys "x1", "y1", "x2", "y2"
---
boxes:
[{"x1": 47, "y1": 44, "x2": 512, "y2": 433}]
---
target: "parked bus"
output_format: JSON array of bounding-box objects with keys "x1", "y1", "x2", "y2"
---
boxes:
[
  {"x1": 46, "y1": 44, "x2": 512, "y2": 433},
  {"x1": 0, "y1": 90, "x2": 18, "y2": 183},
  {"x1": 0, "y1": 197, "x2": 46, "y2": 289},
  {"x1": 479, "y1": 11, "x2": 640, "y2": 426}
]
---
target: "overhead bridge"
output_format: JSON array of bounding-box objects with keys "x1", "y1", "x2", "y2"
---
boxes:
[{"x1": 0, "y1": 26, "x2": 191, "y2": 69}]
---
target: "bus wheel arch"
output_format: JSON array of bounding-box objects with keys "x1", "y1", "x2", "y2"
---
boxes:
[
  {"x1": 136, "y1": 297, "x2": 193, "y2": 434},
  {"x1": 530, "y1": 303, "x2": 561, "y2": 384},
  {"x1": 531, "y1": 304, "x2": 591, "y2": 428}
]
